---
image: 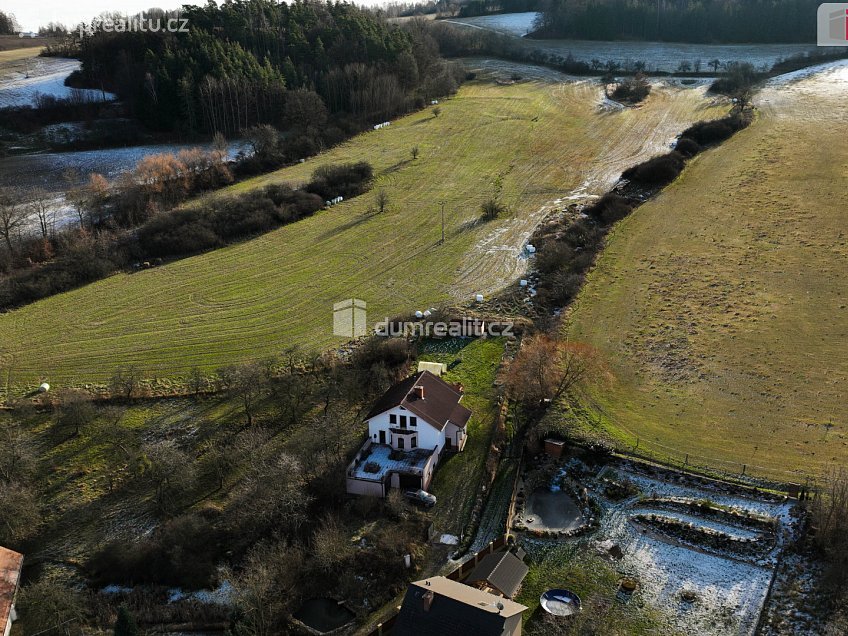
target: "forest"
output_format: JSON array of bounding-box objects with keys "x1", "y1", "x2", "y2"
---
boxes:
[
  {"x1": 531, "y1": 0, "x2": 822, "y2": 43},
  {"x1": 0, "y1": 11, "x2": 19, "y2": 35},
  {"x1": 67, "y1": 1, "x2": 460, "y2": 136}
]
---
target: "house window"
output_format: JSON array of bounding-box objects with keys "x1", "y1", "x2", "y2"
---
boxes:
[
  {"x1": 397, "y1": 437, "x2": 405, "y2": 450},
  {"x1": 389, "y1": 414, "x2": 397, "y2": 424},
  {"x1": 410, "y1": 417, "x2": 417, "y2": 427},
  {"x1": 400, "y1": 415, "x2": 407, "y2": 428},
  {"x1": 411, "y1": 437, "x2": 417, "y2": 449}
]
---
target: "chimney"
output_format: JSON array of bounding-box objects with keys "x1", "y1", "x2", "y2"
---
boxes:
[
  {"x1": 414, "y1": 385, "x2": 425, "y2": 399},
  {"x1": 420, "y1": 589, "x2": 434, "y2": 612}
]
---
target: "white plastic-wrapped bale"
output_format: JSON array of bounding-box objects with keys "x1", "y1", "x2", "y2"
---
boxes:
[
  {"x1": 423, "y1": 310, "x2": 432, "y2": 317},
  {"x1": 38, "y1": 382, "x2": 50, "y2": 393},
  {"x1": 415, "y1": 310, "x2": 424, "y2": 318},
  {"x1": 526, "y1": 244, "x2": 536, "y2": 254},
  {"x1": 520, "y1": 279, "x2": 528, "y2": 287},
  {"x1": 475, "y1": 294, "x2": 484, "y2": 303}
]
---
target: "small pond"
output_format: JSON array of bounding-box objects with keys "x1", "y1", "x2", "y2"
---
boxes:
[
  {"x1": 293, "y1": 598, "x2": 355, "y2": 634},
  {"x1": 524, "y1": 489, "x2": 585, "y2": 532}
]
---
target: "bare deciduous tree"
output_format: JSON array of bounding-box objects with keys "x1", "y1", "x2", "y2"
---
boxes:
[
  {"x1": 812, "y1": 468, "x2": 848, "y2": 592},
  {"x1": 506, "y1": 335, "x2": 597, "y2": 406},
  {"x1": 109, "y1": 365, "x2": 141, "y2": 400},
  {"x1": 16, "y1": 578, "x2": 85, "y2": 636},
  {"x1": 0, "y1": 424, "x2": 36, "y2": 484},
  {"x1": 27, "y1": 188, "x2": 55, "y2": 239},
  {"x1": 312, "y1": 513, "x2": 353, "y2": 572},
  {"x1": 227, "y1": 541, "x2": 305, "y2": 636},
  {"x1": 375, "y1": 188, "x2": 389, "y2": 214},
  {"x1": 0, "y1": 187, "x2": 29, "y2": 256},
  {"x1": 142, "y1": 439, "x2": 195, "y2": 509},
  {"x1": 0, "y1": 481, "x2": 41, "y2": 544}
]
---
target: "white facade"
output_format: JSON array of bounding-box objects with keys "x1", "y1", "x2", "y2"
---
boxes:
[{"x1": 367, "y1": 405, "x2": 444, "y2": 453}]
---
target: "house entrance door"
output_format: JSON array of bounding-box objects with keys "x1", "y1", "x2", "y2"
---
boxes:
[{"x1": 379, "y1": 431, "x2": 386, "y2": 444}]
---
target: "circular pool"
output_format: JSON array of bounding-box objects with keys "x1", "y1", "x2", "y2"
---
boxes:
[{"x1": 540, "y1": 589, "x2": 582, "y2": 617}]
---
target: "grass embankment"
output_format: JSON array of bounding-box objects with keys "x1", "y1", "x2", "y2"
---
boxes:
[
  {"x1": 419, "y1": 337, "x2": 504, "y2": 534},
  {"x1": 0, "y1": 74, "x2": 723, "y2": 393},
  {"x1": 560, "y1": 62, "x2": 848, "y2": 481}
]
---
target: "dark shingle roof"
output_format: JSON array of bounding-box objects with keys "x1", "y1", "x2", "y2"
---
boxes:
[
  {"x1": 466, "y1": 551, "x2": 529, "y2": 599},
  {"x1": 394, "y1": 577, "x2": 526, "y2": 636},
  {"x1": 365, "y1": 371, "x2": 470, "y2": 432}
]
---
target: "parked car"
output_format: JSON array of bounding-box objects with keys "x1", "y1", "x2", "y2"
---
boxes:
[{"x1": 404, "y1": 489, "x2": 437, "y2": 508}]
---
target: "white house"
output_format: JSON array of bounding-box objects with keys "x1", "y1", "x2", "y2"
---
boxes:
[
  {"x1": 0, "y1": 547, "x2": 23, "y2": 636},
  {"x1": 347, "y1": 370, "x2": 472, "y2": 497}
]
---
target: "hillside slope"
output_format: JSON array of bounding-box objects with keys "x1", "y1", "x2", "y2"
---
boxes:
[
  {"x1": 0, "y1": 69, "x2": 723, "y2": 391},
  {"x1": 565, "y1": 61, "x2": 848, "y2": 480}
]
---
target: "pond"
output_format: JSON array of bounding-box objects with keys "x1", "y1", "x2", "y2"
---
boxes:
[
  {"x1": 293, "y1": 598, "x2": 356, "y2": 634},
  {"x1": 524, "y1": 489, "x2": 585, "y2": 532}
]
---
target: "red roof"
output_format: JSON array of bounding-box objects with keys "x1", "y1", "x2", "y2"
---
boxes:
[
  {"x1": 0, "y1": 546, "x2": 23, "y2": 630},
  {"x1": 365, "y1": 371, "x2": 472, "y2": 431}
]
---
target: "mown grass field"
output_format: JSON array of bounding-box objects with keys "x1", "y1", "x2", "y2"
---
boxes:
[
  {"x1": 562, "y1": 62, "x2": 848, "y2": 481},
  {"x1": 0, "y1": 70, "x2": 724, "y2": 393},
  {"x1": 0, "y1": 37, "x2": 51, "y2": 53},
  {"x1": 0, "y1": 45, "x2": 43, "y2": 76}
]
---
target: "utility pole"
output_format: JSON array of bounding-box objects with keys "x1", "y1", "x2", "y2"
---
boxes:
[{"x1": 439, "y1": 200, "x2": 446, "y2": 244}]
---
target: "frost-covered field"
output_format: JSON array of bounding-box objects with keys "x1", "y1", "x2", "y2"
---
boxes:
[
  {"x1": 589, "y1": 468, "x2": 795, "y2": 636},
  {"x1": 447, "y1": 12, "x2": 818, "y2": 72},
  {"x1": 0, "y1": 57, "x2": 115, "y2": 108},
  {"x1": 443, "y1": 11, "x2": 540, "y2": 37}
]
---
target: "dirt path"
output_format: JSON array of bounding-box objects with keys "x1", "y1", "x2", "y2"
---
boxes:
[{"x1": 455, "y1": 63, "x2": 728, "y2": 298}]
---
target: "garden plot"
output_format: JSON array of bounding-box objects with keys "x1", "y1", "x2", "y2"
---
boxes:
[{"x1": 588, "y1": 467, "x2": 796, "y2": 636}]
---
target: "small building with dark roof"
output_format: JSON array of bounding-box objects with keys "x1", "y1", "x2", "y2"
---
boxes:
[
  {"x1": 347, "y1": 371, "x2": 472, "y2": 497},
  {"x1": 466, "y1": 550, "x2": 530, "y2": 599},
  {"x1": 394, "y1": 576, "x2": 527, "y2": 636}
]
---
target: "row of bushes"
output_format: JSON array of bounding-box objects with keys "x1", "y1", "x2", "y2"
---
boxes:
[
  {"x1": 139, "y1": 162, "x2": 372, "y2": 258},
  {"x1": 0, "y1": 162, "x2": 373, "y2": 309},
  {"x1": 621, "y1": 114, "x2": 751, "y2": 188},
  {"x1": 530, "y1": 112, "x2": 751, "y2": 309}
]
